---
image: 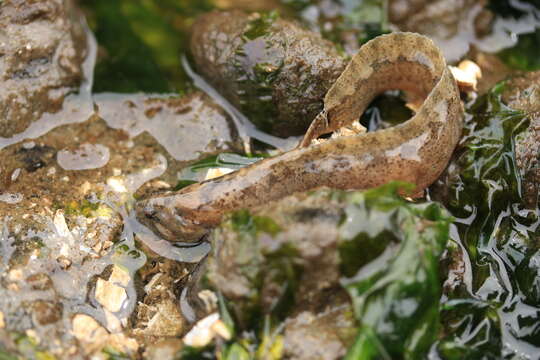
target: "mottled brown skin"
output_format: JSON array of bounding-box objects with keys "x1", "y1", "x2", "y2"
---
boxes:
[{"x1": 136, "y1": 32, "x2": 464, "y2": 242}]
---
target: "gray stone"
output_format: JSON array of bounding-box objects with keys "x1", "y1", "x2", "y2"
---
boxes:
[{"x1": 0, "y1": 0, "x2": 88, "y2": 137}]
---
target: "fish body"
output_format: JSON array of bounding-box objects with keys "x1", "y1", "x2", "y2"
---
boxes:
[{"x1": 136, "y1": 32, "x2": 463, "y2": 242}]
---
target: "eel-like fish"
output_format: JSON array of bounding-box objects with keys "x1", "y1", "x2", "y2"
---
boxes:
[{"x1": 136, "y1": 32, "x2": 464, "y2": 242}]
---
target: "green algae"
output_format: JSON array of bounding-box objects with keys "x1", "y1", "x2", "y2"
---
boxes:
[
  {"x1": 233, "y1": 11, "x2": 285, "y2": 134},
  {"x1": 341, "y1": 185, "x2": 451, "y2": 359},
  {"x1": 431, "y1": 84, "x2": 540, "y2": 358},
  {"x1": 244, "y1": 11, "x2": 280, "y2": 40},
  {"x1": 0, "y1": 333, "x2": 57, "y2": 360},
  {"x1": 184, "y1": 183, "x2": 451, "y2": 359},
  {"x1": 63, "y1": 199, "x2": 100, "y2": 218},
  {"x1": 84, "y1": 0, "x2": 213, "y2": 93},
  {"x1": 0, "y1": 350, "x2": 17, "y2": 360}
]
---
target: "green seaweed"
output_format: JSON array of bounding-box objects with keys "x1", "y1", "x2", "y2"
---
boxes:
[
  {"x1": 224, "y1": 209, "x2": 301, "y2": 327},
  {"x1": 231, "y1": 210, "x2": 282, "y2": 237},
  {"x1": 340, "y1": 184, "x2": 451, "y2": 359},
  {"x1": 185, "y1": 183, "x2": 451, "y2": 359},
  {"x1": 63, "y1": 199, "x2": 100, "y2": 217},
  {"x1": 183, "y1": 129, "x2": 537, "y2": 357},
  {"x1": 244, "y1": 11, "x2": 279, "y2": 40},
  {"x1": 0, "y1": 349, "x2": 17, "y2": 360},
  {"x1": 102, "y1": 347, "x2": 130, "y2": 360},
  {"x1": 0, "y1": 333, "x2": 57, "y2": 360},
  {"x1": 431, "y1": 85, "x2": 540, "y2": 358}
]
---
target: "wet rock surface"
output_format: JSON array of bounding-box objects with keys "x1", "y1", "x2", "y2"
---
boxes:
[
  {"x1": 202, "y1": 184, "x2": 451, "y2": 358},
  {"x1": 283, "y1": 297, "x2": 353, "y2": 360},
  {"x1": 207, "y1": 191, "x2": 358, "y2": 357},
  {"x1": 389, "y1": 0, "x2": 540, "y2": 62},
  {"x1": 389, "y1": 0, "x2": 488, "y2": 38},
  {"x1": 0, "y1": 0, "x2": 88, "y2": 138},
  {"x1": 95, "y1": 91, "x2": 241, "y2": 163},
  {"x1": 190, "y1": 10, "x2": 346, "y2": 136},
  {"x1": 0, "y1": 116, "x2": 153, "y2": 358},
  {"x1": 0, "y1": 89, "x2": 239, "y2": 357},
  {"x1": 388, "y1": 0, "x2": 490, "y2": 61}
]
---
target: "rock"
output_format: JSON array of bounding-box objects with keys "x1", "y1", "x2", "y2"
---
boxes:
[
  {"x1": 450, "y1": 60, "x2": 482, "y2": 92},
  {"x1": 182, "y1": 313, "x2": 230, "y2": 348},
  {"x1": 26, "y1": 273, "x2": 53, "y2": 291},
  {"x1": 109, "y1": 265, "x2": 131, "y2": 286},
  {"x1": 72, "y1": 314, "x2": 109, "y2": 351},
  {"x1": 144, "y1": 339, "x2": 183, "y2": 360},
  {"x1": 72, "y1": 313, "x2": 139, "y2": 356},
  {"x1": 389, "y1": 0, "x2": 540, "y2": 62},
  {"x1": 31, "y1": 300, "x2": 62, "y2": 325},
  {"x1": 389, "y1": 0, "x2": 490, "y2": 61},
  {"x1": 190, "y1": 10, "x2": 346, "y2": 136},
  {"x1": 133, "y1": 257, "x2": 196, "y2": 340},
  {"x1": 94, "y1": 266, "x2": 132, "y2": 317},
  {"x1": 0, "y1": 0, "x2": 88, "y2": 137},
  {"x1": 0, "y1": 93, "x2": 227, "y2": 355},
  {"x1": 0, "y1": 84, "x2": 238, "y2": 356},
  {"x1": 94, "y1": 91, "x2": 241, "y2": 163},
  {"x1": 207, "y1": 191, "x2": 344, "y2": 308},
  {"x1": 503, "y1": 71, "x2": 540, "y2": 208},
  {"x1": 108, "y1": 333, "x2": 140, "y2": 357},
  {"x1": 283, "y1": 301, "x2": 355, "y2": 360},
  {"x1": 469, "y1": 51, "x2": 513, "y2": 94},
  {"x1": 138, "y1": 299, "x2": 185, "y2": 337},
  {"x1": 95, "y1": 277, "x2": 128, "y2": 314},
  {"x1": 207, "y1": 190, "x2": 355, "y2": 352}
]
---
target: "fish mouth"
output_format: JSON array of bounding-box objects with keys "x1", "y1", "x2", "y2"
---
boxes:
[{"x1": 135, "y1": 197, "x2": 209, "y2": 243}]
